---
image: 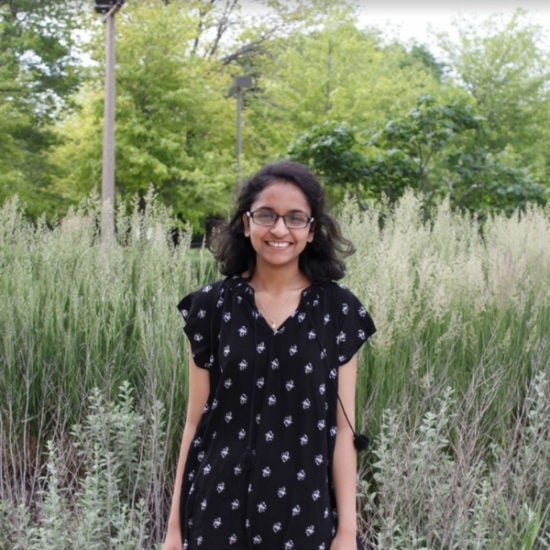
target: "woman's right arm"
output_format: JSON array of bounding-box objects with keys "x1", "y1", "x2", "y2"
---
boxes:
[{"x1": 162, "y1": 350, "x2": 210, "y2": 550}]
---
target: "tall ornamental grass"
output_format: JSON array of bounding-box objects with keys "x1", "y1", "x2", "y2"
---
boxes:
[
  {"x1": 0, "y1": 190, "x2": 213, "y2": 545},
  {"x1": 344, "y1": 194, "x2": 549, "y2": 548},
  {"x1": 0, "y1": 191, "x2": 548, "y2": 548},
  {"x1": 347, "y1": 193, "x2": 549, "y2": 438}
]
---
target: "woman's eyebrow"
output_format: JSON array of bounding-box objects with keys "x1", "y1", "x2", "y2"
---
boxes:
[{"x1": 255, "y1": 206, "x2": 309, "y2": 214}]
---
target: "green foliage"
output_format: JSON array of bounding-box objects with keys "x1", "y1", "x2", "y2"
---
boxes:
[
  {"x1": 291, "y1": 96, "x2": 549, "y2": 218},
  {"x1": 114, "y1": 4, "x2": 236, "y2": 230},
  {"x1": 0, "y1": 0, "x2": 84, "y2": 119},
  {"x1": 367, "y1": 95, "x2": 485, "y2": 212},
  {"x1": 0, "y1": 0, "x2": 88, "y2": 219},
  {"x1": 437, "y1": 10, "x2": 550, "y2": 172},
  {"x1": 361, "y1": 373, "x2": 549, "y2": 548},
  {"x1": 446, "y1": 150, "x2": 549, "y2": 216},
  {"x1": 408, "y1": 43, "x2": 446, "y2": 82},
  {"x1": 0, "y1": 383, "x2": 163, "y2": 548},
  {"x1": 288, "y1": 122, "x2": 368, "y2": 206},
  {"x1": 370, "y1": 95, "x2": 549, "y2": 216},
  {"x1": 53, "y1": 2, "x2": 237, "y2": 232},
  {"x1": 1, "y1": 3, "x2": 550, "y2": 228},
  {"x1": 248, "y1": 19, "x2": 443, "y2": 162}
]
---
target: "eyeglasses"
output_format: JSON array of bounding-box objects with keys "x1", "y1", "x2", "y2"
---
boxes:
[{"x1": 246, "y1": 209, "x2": 314, "y2": 229}]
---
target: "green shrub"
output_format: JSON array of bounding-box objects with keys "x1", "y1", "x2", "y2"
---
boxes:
[
  {"x1": 0, "y1": 383, "x2": 162, "y2": 549},
  {"x1": 358, "y1": 372, "x2": 549, "y2": 548}
]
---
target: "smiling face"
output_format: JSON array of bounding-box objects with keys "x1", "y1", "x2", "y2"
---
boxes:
[{"x1": 243, "y1": 180, "x2": 314, "y2": 272}]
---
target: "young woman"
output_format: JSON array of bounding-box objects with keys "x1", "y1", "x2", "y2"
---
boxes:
[{"x1": 163, "y1": 161, "x2": 375, "y2": 550}]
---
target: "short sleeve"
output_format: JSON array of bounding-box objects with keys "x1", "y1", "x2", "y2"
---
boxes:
[
  {"x1": 177, "y1": 281, "x2": 225, "y2": 369},
  {"x1": 332, "y1": 283, "x2": 376, "y2": 366}
]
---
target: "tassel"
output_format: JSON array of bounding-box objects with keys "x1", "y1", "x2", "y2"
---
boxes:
[
  {"x1": 353, "y1": 433, "x2": 370, "y2": 452},
  {"x1": 336, "y1": 395, "x2": 370, "y2": 452}
]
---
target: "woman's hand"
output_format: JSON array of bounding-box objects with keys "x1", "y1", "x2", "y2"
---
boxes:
[
  {"x1": 162, "y1": 526, "x2": 183, "y2": 550},
  {"x1": 330, "y1": 530, "x2": 358, "y2": 550}
]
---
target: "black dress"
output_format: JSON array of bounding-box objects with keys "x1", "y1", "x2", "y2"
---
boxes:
[{"x1": 177, "y1": 276, "x2": 375, "y2": 550}]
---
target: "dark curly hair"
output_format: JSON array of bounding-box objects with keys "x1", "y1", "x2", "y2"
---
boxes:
[{"x1": 209, "y1": 160, "x2": 355, "y2": 283}]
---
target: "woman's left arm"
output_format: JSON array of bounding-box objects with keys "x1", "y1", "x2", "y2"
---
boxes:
[{"x1": 330, "y1": 353, "x2": 359, "y2": 550}]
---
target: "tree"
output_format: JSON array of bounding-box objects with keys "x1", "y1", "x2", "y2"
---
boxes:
[
  {"x1": 290, "y1": 96, "x2": 548, "y2": 217},
  {"x1": 445, "y1": 150, "x2": 549, "y2": 217},
  {"x1": 0, "y1": 0, "x2": 87, "y2": 218},
  {"x1": 52, "y1": 1, "x2": 374, "y2": 229},
  {"x1": 53, "y1": 2, "x2": 238, "y2": 231},
  {"x1": 370, "y1": 96, "x2": 482, "y2": 202},
  {"x1": 288, "y1": 122, "x2": 369, "y2": 207},
  {"x1": 246, "y1": 17, "x2": 446, "y2": 162},
  {"x1": 437, "y1": 10, "x2": 550, "y2": 175}
]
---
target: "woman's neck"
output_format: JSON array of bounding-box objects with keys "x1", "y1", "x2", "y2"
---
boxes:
[{"x1": 247, "y1": 265, "x2": 310, "y2": 295}]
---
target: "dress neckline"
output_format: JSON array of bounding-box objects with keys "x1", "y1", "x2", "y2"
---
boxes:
[
  {"x1": 232, "y1": 275, "x2": 318, "y2": 334},
  {"x1": 234, "y1": 274, "x2": 316, "y2": 297}
]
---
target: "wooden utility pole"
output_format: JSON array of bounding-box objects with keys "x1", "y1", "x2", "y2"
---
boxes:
[
  {"x1": 233, "y1": 75, "x2": 252, "y2": 179},
  {"x1": 101, "y1": 9, "x2": 116, "y2": 247},
  {"x1": 96, "y1": 1, "x2": 125, "y2": 247}
]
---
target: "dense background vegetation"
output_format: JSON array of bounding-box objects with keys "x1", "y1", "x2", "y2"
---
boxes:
[
  {"x1": 0, "y1": 195, "x2": 548, "y2": 548},
  {"x1": 1, "y1": 0, "x2": 549, "y2": 229},
  {"x1": 1, "y1": 0, "x2": 549, "y2": 547}
]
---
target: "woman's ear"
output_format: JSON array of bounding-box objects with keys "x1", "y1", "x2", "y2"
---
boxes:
[{"x1": 242, "y1": 212, "x2": 250, "y2": 237}]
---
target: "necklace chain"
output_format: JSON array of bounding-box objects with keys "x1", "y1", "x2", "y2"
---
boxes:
[
  {"x1": 252, "y1": 281, "x2": 309, "y2": 334},
  {"x1": 255, "y1": 301, "x2": 280, "y2": 332}
]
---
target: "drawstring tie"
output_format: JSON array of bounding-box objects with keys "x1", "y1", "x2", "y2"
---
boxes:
[{"x1": 240, "y1": 447, "x2": 256, "y2": 471}]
